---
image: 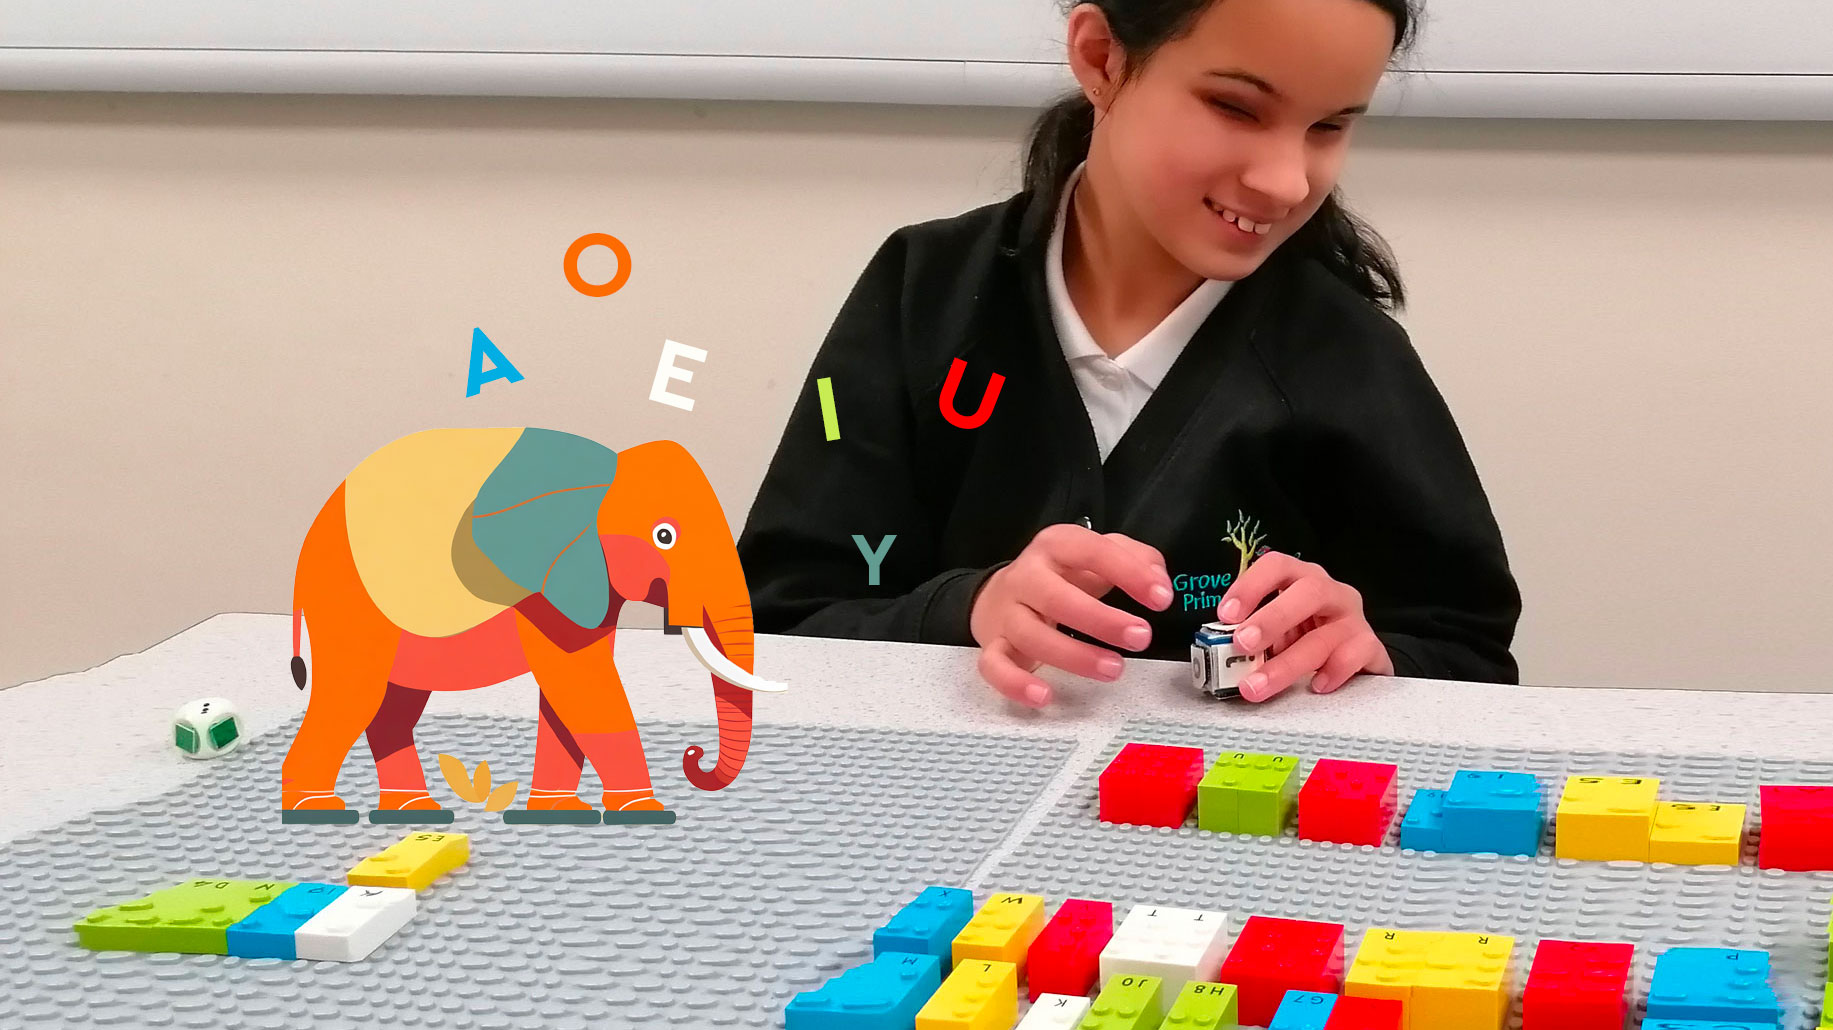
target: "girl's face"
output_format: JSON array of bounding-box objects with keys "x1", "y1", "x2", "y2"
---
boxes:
[{"x1": 1084, "y1": 0, "x2": 1396, "y2": 282}]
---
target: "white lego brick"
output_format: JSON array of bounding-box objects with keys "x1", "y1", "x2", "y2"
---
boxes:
[
  {"x1": 295, "y1": 884, "x2": 417, "y2": 961},
  {"x1": 1097, "y1": 905, "x2": 1231, "y2": 1010},
  {"x1": 1016, "y1": 993, "x2": 1092, "y2": 1029}
]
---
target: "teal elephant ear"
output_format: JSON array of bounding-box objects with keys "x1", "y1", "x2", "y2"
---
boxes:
[{"x1": 470, "y1": 429, "x2": 620, "y2": 630}]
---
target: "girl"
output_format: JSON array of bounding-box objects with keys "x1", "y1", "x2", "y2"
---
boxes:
[{"x1": 735, "y1": 0, "x2": 1521, "y2": 706}]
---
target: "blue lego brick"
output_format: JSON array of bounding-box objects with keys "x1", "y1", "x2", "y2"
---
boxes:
[
  {"x1": 1268, "y1": 990, "x2": 1338, "y2": 1029},
  {"x1": 1400, "y1": 789, "x2": 1446, "y2": 852},
  {"x1": 1440, "y1": 770, "x2": 1545, "y2": 856},
  {"x1": 873, "y1": 885, "x2": 974, "y2": 965},
  {"x1": 1645, "y1": 948, "x2": 1782, "y2": 1025},
  {"x1": 1642, "y1": 1022, "x2": 1777, "y2": 1030},
  {"x1": 224, "y1": 882, "x2": 347, "y2": 959},
  {"x1": 785, "y1": 951, "x2": 943, "y2": 1030}
]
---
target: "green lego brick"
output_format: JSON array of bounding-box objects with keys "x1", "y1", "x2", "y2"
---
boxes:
[
  {"x1": 1080, "y1": 973, "x2": 1163, "y2": 1029},
  {"x1": 74, "y1": 879, "x2": 296, "y2": 954},
  {"x1": 1197, "y1": 752, "x2": 1299, "y2": 836},
  {"x1": 1821, "y1": 980, "x2": 1831, "y2": 1029},
  {"x1": 1162, "y1": 980, "x2": 1239, "y2": 1028}
]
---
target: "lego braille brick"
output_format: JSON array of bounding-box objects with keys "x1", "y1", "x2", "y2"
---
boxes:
[
  {"x1": 1081, "y1": 973, "x2": 1164, "y2": 1030},
  {"x1": 915, "y1": 958, "x2": 1017, "y2": 1030},
  {"x1": 877, "y1": 886, "x2": 976, "y2": 966},
  {"x1": 1159, "y1": 980, "x2": 1239, "y2": 1028},
  {"x1": 1099, "y1": 742, "x2": 1206, "y2": 829},
  {"x1": 1649, "y1": 801, "x2": 1747, "y2": 866},
  {"x1": 294, "y1": 884, "x2": 417, "y2": 961},
  {"x1": 1218, "y1": 915, "x2": 1346, "y2": 1025},
  {"x1": 1298, "y1": 759, "x2": 1399, "y2": 847},
  {"x1": 1758, "y1": 785, "x2": 1833, "y2": 871},
  {"x1": 223, "y1": 881, "x2": 347, "y2": 959},
  {"x1": 1642, "y1": 1022, "x2": 1776, "y2": 1030},
  {"x1": 1555, "y1": 775, "x2": 1659, "y2": 862},
  {"x1": 1323, "y1": 995, "x2": 1404, "y2": 1030},
  {"x1": 1197, "y1": 751, "x2": 1300, "y2": 836},
  {"x1": 953, "y1": 893, "x2": 1046, "y2": 971},
  {"x1": 1344, "y1": 927, "x2": 1438, "y2": 1008},
  {"x1": 1026, "y1": 898, "x2": 1114, "y2": 1000},
  {"x1": 1821, "y1": 981, "x2": 1831, "y2": 1029},
  {"x1": 1645, "y1": 947, "x2": 1783, "y2": 1025},
  {"x1": 0, "y1": 715, "x2": 1075, "y2": 1029},
  {"x1": 1270, "y1": 990, "x2": 1339, "y2": 1030},
  {"x1": 73, "y1": 878, "x2": 295, "y2": 954},
  {"x1": 1440, "y1": 770, "x2": 1544, "y2": 856},
  {"x1": 1520, "y1": 939, "x2": 1634, "y2": 1030},
  {"x1": 1099, "y1": 904, "x2": 1230, "y2": 1011},
  {"x1": 346, "y1": 830, "x2": 469, "y2": 891},
  {"x1": 1411, "y1": 932, "x2": 1514, "y2": 1030},
  {"x1": 1015, "y1": 993, "x2": 1092, "y2": 1029},
  {"x1": 785, "y1": 951, "x2": 943, "y2": 1030},
  {"x1": 1399, "y1": 789, "x2": 1446, "y2": 852}
]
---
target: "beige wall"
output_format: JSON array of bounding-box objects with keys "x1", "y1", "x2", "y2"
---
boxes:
[{"x1": 2, "y1": 91, "x2": 1830, "y2": 691}]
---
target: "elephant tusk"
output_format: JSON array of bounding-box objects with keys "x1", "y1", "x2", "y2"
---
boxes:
[{"x1": 681, "y1": 626, "x2": 788, "y2": 693}]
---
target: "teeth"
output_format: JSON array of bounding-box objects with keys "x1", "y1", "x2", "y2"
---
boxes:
[{"x1": 1211, "y1": 201, "x2": 1272, "y2": 235}]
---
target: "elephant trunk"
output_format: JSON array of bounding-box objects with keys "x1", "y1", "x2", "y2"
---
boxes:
[{"x1": 680, "y1": 605, "x2": 774, "y2": 791}]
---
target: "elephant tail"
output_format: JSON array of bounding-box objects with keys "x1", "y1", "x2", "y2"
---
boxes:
[{"x1": 290, "y1": 607, "x2": 307, "y2": 690}]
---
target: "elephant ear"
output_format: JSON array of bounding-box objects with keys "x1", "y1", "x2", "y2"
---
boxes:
[{"x1": 470, "y1": 429, "x2": 620, "y2": 630}]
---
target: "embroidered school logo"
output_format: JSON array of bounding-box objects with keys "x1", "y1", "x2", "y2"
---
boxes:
[
  {"x1": 1172, "y1": 510, "x2": 1279, "y2": 613},
  {"x1": 1223, "y1": 510, "x2": 1270, "y2": 580}
]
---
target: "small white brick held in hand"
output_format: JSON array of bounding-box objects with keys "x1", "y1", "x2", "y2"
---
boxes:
[
  {"x1": 650, "y1": 339, "x2": 708, "y2": 411},
  {"x1": 295, "y1": 885, "x2": 417, "y2": 961},
  {"x1": 1016, "y1": 993, "x2": 1092, "y2": 1029},
  {"x1": 1097, "y1": 905, "x2": 1231, "y2": 1011}
]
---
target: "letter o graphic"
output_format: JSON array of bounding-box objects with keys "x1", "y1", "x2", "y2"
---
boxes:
[{"x1": 565, "y1": 233, "x2": 632, "y2": 297}]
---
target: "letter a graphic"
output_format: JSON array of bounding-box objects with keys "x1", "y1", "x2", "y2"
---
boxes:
[
  {"x1": 466, "y1": 327, "x2": 525, "y2": 397},
  {"x1": 938, "y1": 358, "x2": 1004, "y2": 429}
]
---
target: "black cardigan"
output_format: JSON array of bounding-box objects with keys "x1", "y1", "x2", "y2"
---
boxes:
[{"x1": 734, "y1": 186, "x2": 1522, "y2": 684}]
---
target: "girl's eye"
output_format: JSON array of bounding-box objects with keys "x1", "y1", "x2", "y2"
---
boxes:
[
  {"x1": 1312, "y1": 122, "x2": 1347, "y2": 134},
  {"x1": 1207, "y1": 98, "x2": 1254, "y2": 120}
]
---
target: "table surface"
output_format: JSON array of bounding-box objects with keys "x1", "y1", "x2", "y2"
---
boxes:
[{"x1": 7, "y1": 613, "x2": 1833, "y2": 852}]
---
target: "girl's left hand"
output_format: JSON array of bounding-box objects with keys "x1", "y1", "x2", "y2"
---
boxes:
[{"x1": 1216, "y1": 551, "x2": 1394, "y2": 702}]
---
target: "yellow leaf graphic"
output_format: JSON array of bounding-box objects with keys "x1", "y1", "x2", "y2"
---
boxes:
[
  {"x1": 484, "y1": 781, "x2": 519, "y2": 812},
  {"x1": 475, "y1": 760, "x2": 492, "y2": 798},
  {"x1": 437, "y1": 753, "x2": 484, "y2": 804}
]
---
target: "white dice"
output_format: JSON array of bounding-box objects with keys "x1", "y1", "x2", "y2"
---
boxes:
[
  {"x1": 1016, "y1": 993, "x2": 1092, "y2": 1029},
  {"x1": 296, "y1": 885, "x2": 417, "y2": 961},
  {"x1": 1098, "y1": 905, "x2": 1231, "y2": 1010},
  {"x1": 172, "y1": 697, "x2": 243, "y2": 759}
]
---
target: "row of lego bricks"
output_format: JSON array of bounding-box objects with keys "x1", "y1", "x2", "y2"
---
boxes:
[
  {"x1": 70, "y1": 831, "x2": 468, "y2": 961},
  {"x1": 785, "y1": 885, "x2": 1832, "y2": 1029},
  {"x1": 1099, "y1": 743, "x2": 1833, "y2": 870}
]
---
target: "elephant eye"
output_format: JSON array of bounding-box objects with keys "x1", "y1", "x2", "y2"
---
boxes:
[{"x1": 651, "y1": 522, "x2": 678, "y2": 550}]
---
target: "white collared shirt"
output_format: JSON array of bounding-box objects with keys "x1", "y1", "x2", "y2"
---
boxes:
[{"x1": 1045, "y1": 164, "x2": 1233, "y2": 462}]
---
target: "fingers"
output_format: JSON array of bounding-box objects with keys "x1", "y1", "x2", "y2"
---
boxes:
[
  {"x1": 977, "y1": 637, "x2": 1052, "y2": 708},
  {"x1": 1037, "y1": 525, "x2": 1173, "y2": 612},
  {"x1": 1004, "y1": 559, "x2": 1153, "y2": 654},
  {"x1": 1216, "y1": 550, "x2": 1304, "y2": 624},
  {"x1": 1240, "y1": 618, "x2": 1357, "y2": 702},
  {"x1": 1004, "y1": 601, "x2": 1130, "y2": 681},
  {"x1": 1232, "y1": 576, "x2": 1340, "y2": 657},
  {"x1": 1311, "y1": 640, "x2": 1374, "y2": 695}
]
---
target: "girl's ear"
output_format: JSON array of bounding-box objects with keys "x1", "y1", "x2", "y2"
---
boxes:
[{"x1": 469, "y1": 428, "x2": 621, "y2": 631}]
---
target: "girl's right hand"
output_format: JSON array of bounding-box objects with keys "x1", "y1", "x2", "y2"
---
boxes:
[{"x1": 968, "y1": 523, "x2": 1175, "y2": 707}]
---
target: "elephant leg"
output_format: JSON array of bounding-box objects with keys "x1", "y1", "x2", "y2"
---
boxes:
[
  {"x1": 282, "y1": 484, "x2": 401, "y2": 812},
  {"x1": 528, "y1": 691, "x2": 591, "y2": 812},
  {"x1": 366, "y1": 682, "x2": 441, "y2": 811},
  {"x1": 514, "y1": 615, "x2": 664, "y2": 813}
]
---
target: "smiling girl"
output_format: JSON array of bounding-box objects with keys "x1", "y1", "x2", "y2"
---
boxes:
[{"x1": 737, "y1": 0, "x2": 1522, "y2": 706}]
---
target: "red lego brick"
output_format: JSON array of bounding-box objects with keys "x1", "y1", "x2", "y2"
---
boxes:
[
  {"x1": 1757, "y1": 785, "x2": 1833, "y2": 871},
  {"x1": 1025, "y1": 898, "x2": 1114, "y2": 1001},
  {"x1": 1298, "y1": 759, "x2": 1400, "y2": 847},
  {"x1": 1520, "y1": 939, "x2": 1633, "y2": 1030},
  {"x1": 1098, "y1": 742, "x2": 1206, "y2": 828},
  {"x1": 1219, "y1": 916, "x2": 1347, "y2": 1025},
  {"x1": 1324, "y1": 994, "x2": 1403, "y2": 1030}
]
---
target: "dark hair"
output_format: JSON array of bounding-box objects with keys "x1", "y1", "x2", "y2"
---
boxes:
[{"x1": 1023, "y1": 0, "x2": 1421, "y2": 309}]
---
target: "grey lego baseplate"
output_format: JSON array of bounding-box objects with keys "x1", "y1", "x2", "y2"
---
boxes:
[
  {"x1": 978, "y1": 719, "x2": 1833, "y2": 1030},
  {"x1": 0, "y1": 714, "x2": 1076, "y2": 1030}
]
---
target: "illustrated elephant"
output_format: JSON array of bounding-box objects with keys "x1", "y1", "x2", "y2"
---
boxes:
[{"x1": 280, "y1": 427, "x2": 785, "y2": 822}]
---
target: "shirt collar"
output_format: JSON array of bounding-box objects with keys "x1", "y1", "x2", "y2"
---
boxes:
[{"x1": 1045, "y1": 163, "x2": 1233, "y2": 390}]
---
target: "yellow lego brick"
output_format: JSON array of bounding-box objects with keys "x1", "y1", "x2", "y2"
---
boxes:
[
  {"x1": 1555, "y1": 776, "x2": 1659, "y2": 862},
  {"x1": 1345, "y1": 928, "x2": 1440, "y2": 1008},
  {"x1": 915, "y1": 958, "x2": 1017, "y2": 1030},
  {"x1": 952, "y1": 893, "x2": 1046, "y2": 971},
  {"x1": 1647, "y1": 802, "x2": 1746, "y2": 866},
  {"x1": 1412, "y1": 932, "x2": 1514, "y2": 1030},
  {"x1": 347, "y1": 832, "x2": 469, "y2": 891}
]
